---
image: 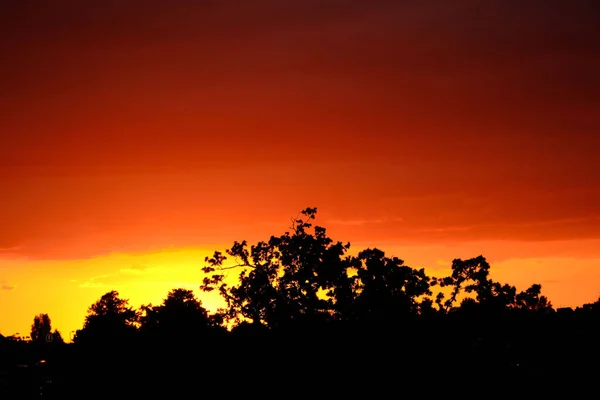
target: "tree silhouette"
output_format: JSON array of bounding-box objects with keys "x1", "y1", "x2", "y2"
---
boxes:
[
  {"x1": 51, "y1": 329, "x2": 64, "y2": 344},
  {"x1": 201, "y1": 208, "x2": 440, "y2": 333},
  {"x1": 73, "y1": 290, "x2": 139, "y2": 344},
  {"x1": 353, "y1": 248, "x2": 433, "y2": 320},
  {"x1": 140, "y1": 288, "x2": 222, "y2": 341},
  {"x1": 30, "y1": 314, "x2": 52, "y2": 344},
  {"x1": 201, "y1": 207, "x2": 359, "y2": 329},
  {"x1": 515, "y1": 283, "x2": 552, "y2": 312},
  {"x1": 438, "y1": 256, "x2": 494, "y2": 310},
  {"x1": 5, "y1": 207, "x2": 600, "y2": 396},
  {"x1": 435, "y1": 255, "x2": 552, "y2": 316}
]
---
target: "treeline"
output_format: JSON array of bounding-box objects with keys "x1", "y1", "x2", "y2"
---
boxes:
[{"x1": 2, "y1": 208, "x2": 600, "y2": 397}]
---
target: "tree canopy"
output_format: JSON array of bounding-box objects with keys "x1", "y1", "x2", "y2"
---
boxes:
[
  {"x1": 73, "y1": 290, "x2": 139, "y2": 344},
  {"x1": 139, "y1": 288, "x2": 223, "y2": 341},
  {"x1": 200, "y1": 208, "x2": 555, "y2": 331},
  {"x1": 5, "y1": 207, "x2": 600, "y2": 397}
]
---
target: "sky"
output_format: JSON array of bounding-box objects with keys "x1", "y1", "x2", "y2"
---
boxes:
[{"x1": 1, "y1": 1, "x2": 599, "y2": 338}]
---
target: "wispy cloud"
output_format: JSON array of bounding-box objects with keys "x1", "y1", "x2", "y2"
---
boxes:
[
  {"x1": 0, "y1": 281, "x2": 14, "y2": 290},
  {"x1": 79, "y1": 264, "x2": 162, "y2": 288},
  {"x1": 119, "y1": 269, "x2": 145, "y2": 275},
  {"x1": 325, "y1": 217, "x2": 403, "y2": 226},
  {"x1": 138, "y1": 281, "x2": 201, "y2": 289},
  {"x1": 119, "y1": 264, "x2": 150, "y2": 275},
  {"x1": 78, "y1": 281, "x2": 106, "y2": 289},
  {"x1": 0, "y1": 246, "x2": 22, "y2": 253},
  {"x1": 78, "y1": 274, "x2": 111, "y2": 288},
  {"x1": 512, "y1": 216, "x2": 600, "y2": 228},
  {"x1": 414, "y1": 226, "x2": 473, "y2": 233}
]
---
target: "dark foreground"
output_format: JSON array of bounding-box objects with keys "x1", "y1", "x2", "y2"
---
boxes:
[{"x1": 2, "y1": 320, "x2": 599, "y2": 398}]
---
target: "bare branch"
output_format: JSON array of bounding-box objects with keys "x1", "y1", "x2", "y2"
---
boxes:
[
  {"x1": 289, "y1": 211, "x2": 302, "y2": 232},
  {"x1": 220, "y1": 263, "x2": 255, "y2": 271}
]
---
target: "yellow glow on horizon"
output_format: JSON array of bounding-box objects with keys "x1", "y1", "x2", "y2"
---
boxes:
[
  {"x1": 0, "y1": 247, "x2": 232, "y2": 339},
  {"x1": 2, "y1": 241, "x2": 600, "y2": 338}
]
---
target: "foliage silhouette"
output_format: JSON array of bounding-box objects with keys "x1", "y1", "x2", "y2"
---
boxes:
[
  {"x1": 201, "y1": 208, "x2": 436, "y2": 331},
  {"x1": 73, "y1": 290, "x2": 138, "y2": 345},
  {"x1": 140, "y1": 288, "x2": 225, "y2": 342},
  {"x1": 2, "y1": 207, "x2": 600, "y2": 396},
  {"x1": 30, "y1": 314, "x2": 52, "y2": 344}
]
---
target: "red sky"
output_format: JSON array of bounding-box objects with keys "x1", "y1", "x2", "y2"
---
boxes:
[{"x1": 1, "y1": 1, "x2": 599, "y2": 337}]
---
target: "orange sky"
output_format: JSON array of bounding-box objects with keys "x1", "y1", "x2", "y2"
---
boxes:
[{"x1": 1, "y1": 1, "x2": 599, "y2": 338}]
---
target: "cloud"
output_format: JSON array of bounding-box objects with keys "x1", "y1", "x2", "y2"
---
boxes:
[
  {"x1": 0, "y1": 246, "x2": 22, "y2": 253},
  {"x1": 0, "y1": 0, "x2": 598, "y2": 260},
  {"x1": 138, "y1": 282, "x2": 201, "y2": 289},
  {"x1": 79, "y1": 263, "x2": 169, "y2": 288},
  {"x1": 78, "y1": 281, "x2": 106, "y2": 289},
  {"x1": 325, "y1": 217, "x2": 402, "y2": 226},
  {"x1": 119, "y1": 269, "x2": 145, "y2": 275},
  {"x1": 119, "y1": 264, "x2": 150, "y2": 275},
  {"x1": 0, "y1": 281, "x2": 14, "y2": 290},
  {"x1": 414, "y1": 226, "x2": 473, "y2": 234},
  {"x1": 78, "y1": 274, "x2": 112, "y2": 288}
]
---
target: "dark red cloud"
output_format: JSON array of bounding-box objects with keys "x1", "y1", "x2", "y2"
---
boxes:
[{"x1": 1, "y1": 1, "x2": 599, "y2": 259}]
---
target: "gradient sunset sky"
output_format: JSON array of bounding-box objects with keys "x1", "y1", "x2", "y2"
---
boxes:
[{"x1": 1, "y1": 1, "x2": 599, "y2": 338}]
